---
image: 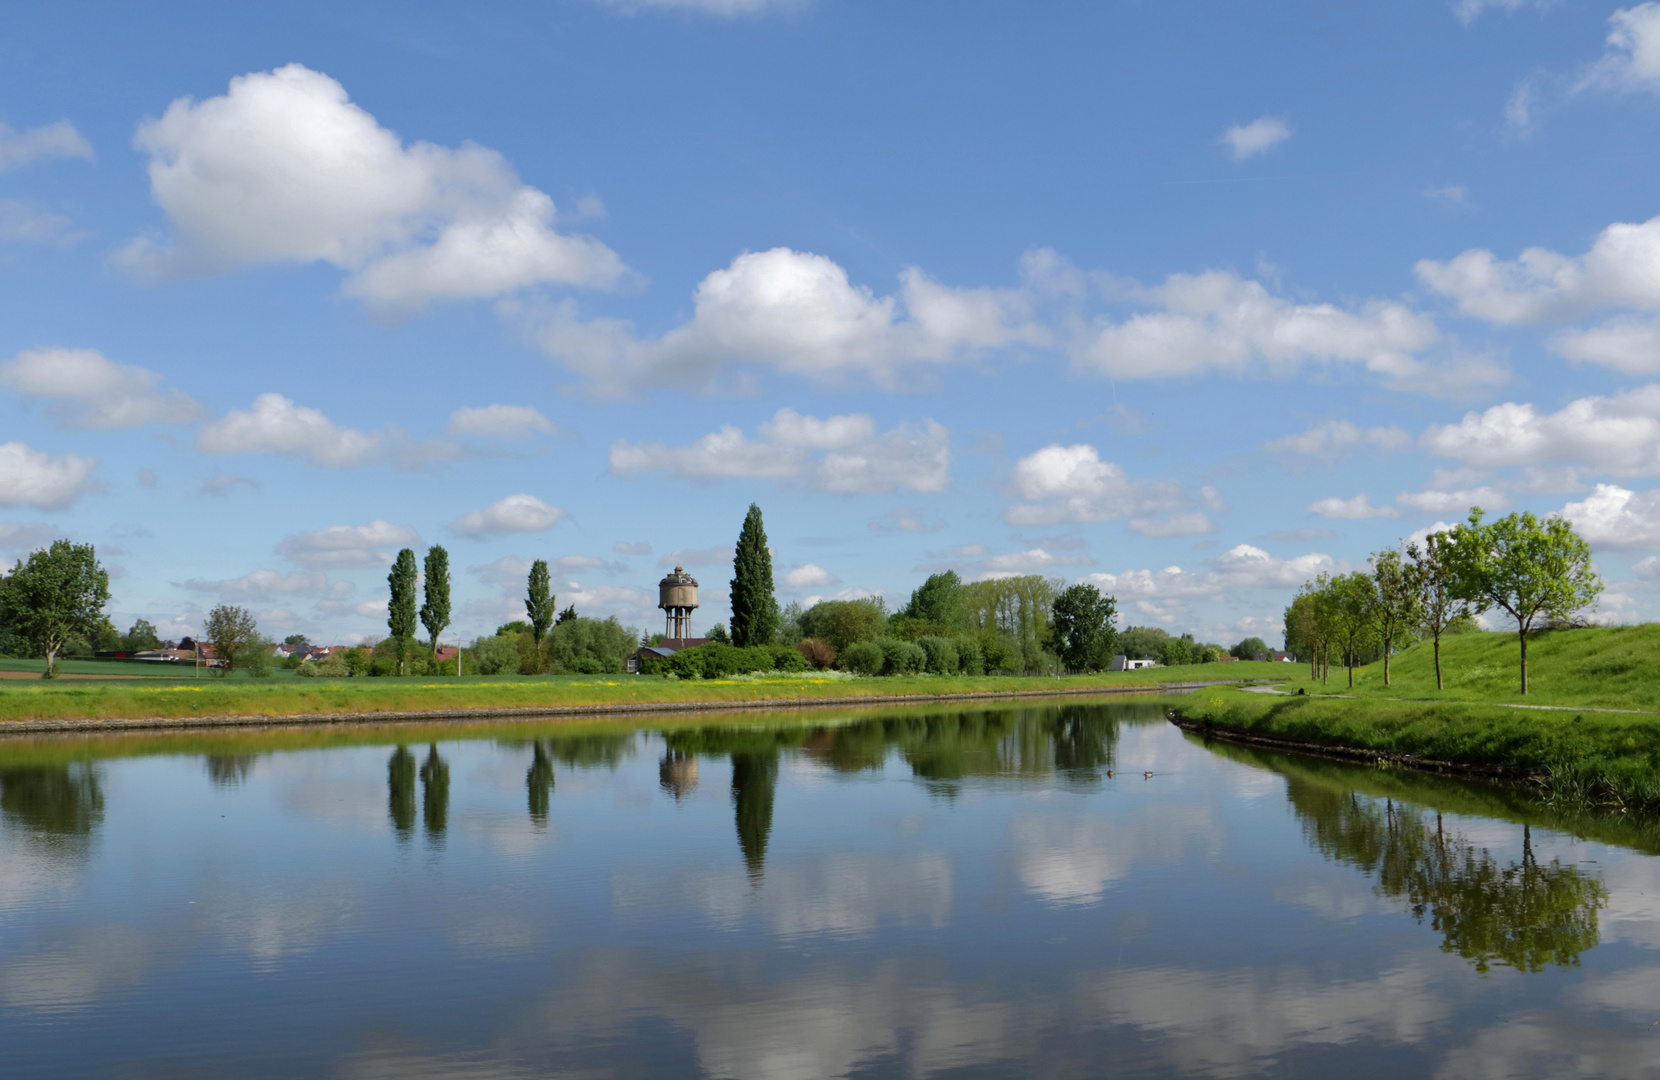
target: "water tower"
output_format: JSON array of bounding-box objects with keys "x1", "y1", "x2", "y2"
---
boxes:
[{"x1": 658, "y1": 565, "x2": 699, "y2": 643}]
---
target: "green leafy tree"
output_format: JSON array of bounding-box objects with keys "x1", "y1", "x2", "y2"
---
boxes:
[
  {"x1": 1447, "y1": 509, "x2": 1604, "y2": 694},
  {"x1": 123, "y1": 618, "x2": 162, "y2": 652},
  {"x1": 1283, "y1": 585, "x2": 1326, "y2": 680},
  {"x1": 203, "y1": 604, "x2": 258, "y2": 675},
  {"x1": 0, "y1": 541, "x2": 111, "y2": 677},
  {"x1": 903, "y1": 571, "x2": 967, "y2": 630},
  {"x1": 730, "y1": 503, "x2": 779, "y2": 647},
  {"x1": 1050, "y1": 583, "x2": 1117, "y2": 671},
  {"x1": 387, "y1": 548, "x2": 418, "y2": 675},
  {"x1": 420, "y1": 545, "x2": 451, "y2": 666},
  {"x1": 1371, "y1": 547, "x2": 1421, "y2": 687},
  {"x1": 1411, "y1": 532, "x2": 1475, "y2": 695},
  {"x1": 283, "y1": 633, "x2": 309, "y2": 647},
  {"x1": 525, "y1": 559, "x2": 555, "y2": 650},
  {"x1": 798, "y1": 599, "x2": 887, "y2": 654},
  {"x1": 1230, "y1": 636, "x2": 1270, "y2": 660},
  {"x1": 1328, "y1": 572, "x2": 1379, "y2": 688},
  {"x1": 556, "y1": 604, "x2": 577, "y2": 625}
]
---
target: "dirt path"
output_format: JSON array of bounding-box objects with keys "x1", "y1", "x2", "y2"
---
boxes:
[
  {"x1": 0, "y1": 671, "x2": 144, "y2": 681},
  {"x1": 1238, "y1": 683, "x2": 1655, "y2": 715}
]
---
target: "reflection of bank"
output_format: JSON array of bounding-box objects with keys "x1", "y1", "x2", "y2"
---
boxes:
[
  {"x1": 0, "y1": 764, "x2": 104, "y2": 856},
  {"x1": 1289, "y1": 781, "x2": 1607, "y2": 973}
]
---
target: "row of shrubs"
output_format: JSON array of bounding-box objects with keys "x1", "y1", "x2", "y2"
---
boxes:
[{"x1": 641, "y1": 634, "x2": 992, "y2": 680}]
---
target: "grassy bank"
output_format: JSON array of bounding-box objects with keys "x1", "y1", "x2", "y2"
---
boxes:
[
  {"x1": 0, "y1": 661, "x2": 1292, "y2": 724},
  {"x1": 1175, "y1": 687, "x2": 1660, "y2": 810},
  {"x1": 1298, "y1": 623, "x2": 1660, "y2": 710}
]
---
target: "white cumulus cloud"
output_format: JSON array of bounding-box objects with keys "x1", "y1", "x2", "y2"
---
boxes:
[
  {"x1": 1003, "y1": 443, "x2": 1184, "y2": 526},
  {"x1": 451, "y1": 494, "x2": 565, "y2": 537},
  {"x1": 179, "y1": 569, "x2": 333, "y2": 600},
  {"x1": 784, "y1": 563, "x2": 838, "y2": 588},
  {"x1": 1576, "y1": 3, "x2": 1660, "y2": 95},
  {"x1": 116, "y1": 64, "x2": 626, "y2": 314},
  {"x1": 276, "y1": 520, "x2": 420, "y2": 568},
  {"x1": 1562, "y1": 483, "x2": 1660, "y2": 549},
  {"x1": 197, "y1": 393, "x2": 381, "y2": 467},
  {"x1": 1395, "y1": 485, "x2": 1510, "y2": 514},
  {"x1": 0, "y1": 443, "x2": 97, "y2": 510},
  {"x1": 532, "y1": 246, "x2": 1048, "y2": 397},
  {"x1": 1452, "y1": 0, "x2": 1556, "y2": 27},
  {"x1": 1420, "y1": 385, "x2": 1660, "y2": 475},
  {"x1": 1221, "y1": 116, "x2": 1292, "y2": 160},
  {"x1": 0, "y1": 348, "x2": 203, "y2": 429},
  {"x1": 610, "y1": 407, "x2": 950, "y2": 495},
  {"x1": 445, "y1": 405, "x2": 558, "y2": 439},
  {"x1": 1417, "y1": 212, "x2": 1660, "y2": 324},
  {"x1": 0, "y1": 120, "x2": 92, "y2": 171},
  {"x1": 1070, "y1": 270, "x2": 1440, "y2": 386}
]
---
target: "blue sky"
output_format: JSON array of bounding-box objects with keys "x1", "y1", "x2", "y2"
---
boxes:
[{"x1": 5, "y1": 0, "x2": 1660, "y2": 646}]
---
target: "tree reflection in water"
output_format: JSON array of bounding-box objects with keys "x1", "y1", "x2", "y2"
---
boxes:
[
  {"x1": 1288, "y1": 780, "x2": 1607, "y2": 973},
  {"x1": 527, "y1": 741, "x2": 554, "y2": 827},
  {"x1": 421, "y1": 744, "x2": 449, "y2": 841},
  {"x1": 204, "y1": 755, "x2": 258, "y2": 788},
  {"x1": 0, "y1": 764, "x2": 104, "y2": 854},
  {"x1": 731, "y1": 751, "x2": 778, "y2": 881},
  {"x1": 388, "y1": 745, "x2": 417, "y2": 841}
]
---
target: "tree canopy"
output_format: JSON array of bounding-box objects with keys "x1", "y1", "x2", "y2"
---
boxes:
[
  {"x1": 420, "y1": 545, "x2": 452, "y2": 662},
  {"x1": 387, "y1": 548, "x2": 418, "y2": 675},
  {"x1": 1051, "y1": 583, "x2": 1116, "y2": 671},
  {"x1": 0, "y1": 541, "x2": 110, "y2": 677}
]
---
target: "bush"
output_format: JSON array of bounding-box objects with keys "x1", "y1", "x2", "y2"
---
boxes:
[
  {"x1": 470, "y1": 633, "x2": 522, "y2": 675},
  {"x1": 799, "y1": 599, "x2": 887, "y2": 653},
  {"x1": 841, "y1": 640, "x2": 884, "y2": 676},
  {"x1": 317, "y1": 651, "x2": 349, "y2": 677},
  {"x1": 368, "y1": 656, "x2": 396, "y2": 677},
  {"x1": 915, "y1": 636, "x2": 959, "y2": 675},
  {"x1": 548, "y1": 617, "x2": 636, "y2": 675},
  {"x1": 955, "y1": 636, "x2": 984, "y2": 676},
  {"x1": 797, "y1": 638, "x2": 835, "y2": 669},
  {"x1": 976, "y1": 631, "x2": 1015, "y2": 674},
  {"x1": 768, "y1": 644, "x2": 809, "y2": 672},
  {"x1": 242, "y1": 634, "x2": 274, "y2": 679}
]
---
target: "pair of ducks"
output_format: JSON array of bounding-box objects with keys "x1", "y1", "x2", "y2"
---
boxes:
[{"x1": 1104, "y1": 770, "x2": 1156, "y2": 779}]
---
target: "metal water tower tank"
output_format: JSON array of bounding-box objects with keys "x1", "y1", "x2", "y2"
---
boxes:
[{"x1": 658, "y1": 565, "x2": 699, "y2": 642}]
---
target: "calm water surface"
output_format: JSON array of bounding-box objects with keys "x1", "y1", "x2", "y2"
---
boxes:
[{"x1": 2, "y1": 699, "x2": 1657, "y2": 1078}]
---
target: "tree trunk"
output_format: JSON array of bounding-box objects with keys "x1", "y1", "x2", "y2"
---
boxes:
[
  {"x1": 1519, "y1": 626, "x2": 1529, "y2": 695},
  {"x1": 1347, "y1": 646, "x2": 1354, "y2": 688},
  {"x1": 43, "y1": 643, "x2": 58, "y2": 679},
  {"x1": 1433, "y1": 633, "x2": 1443, "y2": 691},
  {"x1": 1382, "y1": 627, "x2": 1391, "y2": 687}
]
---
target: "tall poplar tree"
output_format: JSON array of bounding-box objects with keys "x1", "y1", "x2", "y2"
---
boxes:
[
  {"x1": 387, "y1": 548, "x2": 418, "y2": 675},
  {"x1": 729, "y1": 503, "x2": 779, "y2": 647},
  {"x1": 526, "y1": 559, "x2": 555, "y2": 647},
  {"x1": 420, "y1": 545, "x2": 452, "y2": 666}
]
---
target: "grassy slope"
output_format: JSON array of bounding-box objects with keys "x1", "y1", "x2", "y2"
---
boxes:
[
  {"x1": 1175, "y1": 625, "x2": 1660, "y2": 809},
  {"x1": 1298, "y1": 624, "x2": 1660, "y2": 709},
  {"x1": 0, "y1": 661, "x2": 1290, "y2": 723}
]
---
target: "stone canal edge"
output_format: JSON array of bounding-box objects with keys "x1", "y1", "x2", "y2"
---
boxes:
[{"x1": 0, "y1": 680, "x2": 1270, "y2": 735}]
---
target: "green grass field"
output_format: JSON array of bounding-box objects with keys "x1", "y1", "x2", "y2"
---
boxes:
[
  {"x1": 0, "y1": 660, "x2": 1293, "y2": 723},
  {"x1": 1175, "y1": 625, "x2": 1660, "y2": 811}
]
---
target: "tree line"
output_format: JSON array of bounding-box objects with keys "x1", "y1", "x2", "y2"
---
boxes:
[{"x1": 1284, "y1": 509, "x2": 1603, "y2": 694}]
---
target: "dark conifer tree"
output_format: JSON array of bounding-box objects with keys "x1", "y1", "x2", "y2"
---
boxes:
[{"x1": 729, "y1": 503, "x2": 779, "y2": 647}]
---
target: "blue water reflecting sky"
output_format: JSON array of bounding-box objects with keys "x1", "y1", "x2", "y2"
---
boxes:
[{"x1": 1, "y1": 702, "x2": 1656, "y2": 1078}]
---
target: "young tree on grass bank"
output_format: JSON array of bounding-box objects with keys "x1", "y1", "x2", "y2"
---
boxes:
[
  {"x1": 730, "y1": 503, "x2": 779, "y2": 647},
  {"x1": 387, "y1": 548, "x2": 418, "y2": 676},
  {"x1": 526, "y1": 559, "x2": 555, "y2": 654},
  {"x1": 1051, "y1": 583, "x2": 1117, "y2": 671},
  {"x1": 1370, "y1": 548, "x2": 1421, "y2": 688},
  {"x1": 0, "y1": 540, "x2": 110, "y2": 678},
  {"x1": 1447, "y1": 509, "x2": 1603, "y2": 695},
  {"x1": 1283, "y1": 576, "x2": 1334, "y2": 682},
  {"x1": 204, "y1": 604, "x2": 258, "y2": 675},
  {"x1": 1328, "y1": 572, "x2": 1379, "y2": 689},
  {"x1": 420, "y1": 545, "x2": 451, "y2": 667},
  {"x1": 1408, "y1": 532, "x2": 1470, "y2": 692}
]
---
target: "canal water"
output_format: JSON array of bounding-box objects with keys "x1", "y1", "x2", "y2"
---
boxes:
[{"x1": 1, "y1": 699, "x2": 1656, "y2": 1078}]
